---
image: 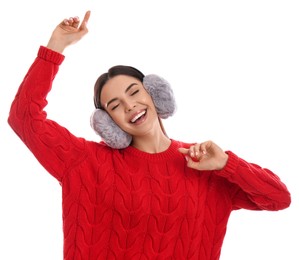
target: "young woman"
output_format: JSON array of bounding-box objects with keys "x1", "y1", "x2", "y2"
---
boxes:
[{"x1": 8, "y1": 10, "x2": 291, "y2": 260}]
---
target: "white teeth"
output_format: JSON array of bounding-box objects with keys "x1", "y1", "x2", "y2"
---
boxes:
[{"x1": 131, "y1": 111, "x2": 146, "y2": 123}]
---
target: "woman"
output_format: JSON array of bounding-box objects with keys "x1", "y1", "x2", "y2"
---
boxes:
[{"x1": 8, "y1": 10, "x2": 291, "y2": 260}]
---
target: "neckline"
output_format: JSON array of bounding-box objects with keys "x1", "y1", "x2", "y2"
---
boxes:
[{"x1": 124, "y1": 139, "x2": 181, "y2": 162}]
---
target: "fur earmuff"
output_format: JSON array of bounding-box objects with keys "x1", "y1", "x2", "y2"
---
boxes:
[
  {"x1": 90, "y1": 109, "x2": 132, "y2": 149},
  {"x1": 90, "y1": 74, "x2": 176, "y2": 149},
  {"x1": 143, "y1": 74, "x2": 176, "y2": 119}
]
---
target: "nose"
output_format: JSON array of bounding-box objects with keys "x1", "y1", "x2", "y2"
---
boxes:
[{"x1": 124, "y1": 100, "x2": 136, "y2": 113}]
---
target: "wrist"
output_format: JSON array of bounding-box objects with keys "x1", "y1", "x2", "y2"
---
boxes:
[
  {"x1": 218, "y1": 152, "x2": 229, "y2": 170},
  {"x1": 46, "y1": 38, "x2": 66, "y2": 54}
]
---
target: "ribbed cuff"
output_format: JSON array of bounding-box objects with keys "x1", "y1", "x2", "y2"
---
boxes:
[
  {"x1": 38, "y1": 46, "x2": 65, "y2": 65},
  {"x1": 215, "y1": 151, "x2": 239, "y2": 179}
]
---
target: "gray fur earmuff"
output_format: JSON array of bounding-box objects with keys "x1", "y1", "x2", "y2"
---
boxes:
[
  {"x1": 90, "y1": 109, "x2": 132, "y2": 149},
  {"x1": 90, "y1": 74, "x2": 176, "y2": 149},
  {"x1": 143, "y1": 74, "x2": 176, "y2": 119}
]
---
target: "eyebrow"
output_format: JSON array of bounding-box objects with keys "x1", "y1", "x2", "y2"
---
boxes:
[{"x1": 106, "y1": 83, "x2": 138, "y2": 109}]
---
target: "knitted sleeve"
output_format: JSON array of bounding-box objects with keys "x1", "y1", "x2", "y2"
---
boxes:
[
  {"x1": 216, "y1": 151, "x2": 291, "y2": 211},
  {"x1": 8, "y1": 46, "x2": 87, "y2": 182}
]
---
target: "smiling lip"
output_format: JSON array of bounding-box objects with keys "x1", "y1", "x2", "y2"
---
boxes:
[{"x1": 130, "y1": 110, "x2": 146, "y2": 123}]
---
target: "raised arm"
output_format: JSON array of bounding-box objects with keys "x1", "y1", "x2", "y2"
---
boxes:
[{"x1": 8, "y1": 11, "x2": 91, "y2": 182}]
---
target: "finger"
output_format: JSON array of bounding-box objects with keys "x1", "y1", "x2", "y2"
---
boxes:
[
  {"x1": 67, "y1": 17, "x2": 80, "y2": 29},
  {"x1": 62, "y1": 17, "x2": 76, "y2": 27},
  {"x1": 72, "y1": 16, "x2": 80, "y2": 28},
  {"x1": 194, "y1": 143, "x2": 201, "y2": 158},
  {"x1": 200, "y1": 141, "x2": 212, "y2": 154},
  {"x1": 80, "y1": 10, "x2": 91, "y2": 30},
  {"x1": 190, "y1": 144, "x2": 204, "y2": 160},
  {"x1": 188, "y1": 145, "x2": 195, "y2": 157},
  {"x1": 62, "y1": 18, "x2": 70, "y2": 26},
  {"x1": 178, "y1": 147, "x2": 189, "y2": 155},
  {"x1": 178, "y1": 146, "x2": 200, "y2": 160}
]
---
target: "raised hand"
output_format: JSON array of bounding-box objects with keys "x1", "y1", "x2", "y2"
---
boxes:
[
  {"x1": 178, "y1": 140, "x2": 229, "y2": 171},
  {"x1": 47, "y1": 10, "x2": 91, "y2": 53}
]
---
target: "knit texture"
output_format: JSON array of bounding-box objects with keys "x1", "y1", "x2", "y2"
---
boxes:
[{"x1": 8, "y1": 46, "x2": 291, "y2": 260}]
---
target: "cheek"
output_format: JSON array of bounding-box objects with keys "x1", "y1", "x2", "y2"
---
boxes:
[
  {"x1": 147, "y1": 95, "x2": 156, "y2": 111},
  {"x1": 110, "y1": 112, "x2": 124, "y2": 126},
  {"x1": 109, "y1": 110, "x2": 131, "y2": 131},
  {"x1": 142, "y1": 92, "x2": 155, "y2": 108}
]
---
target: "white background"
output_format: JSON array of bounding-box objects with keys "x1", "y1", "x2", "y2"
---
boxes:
[{"x1": 1, "y1": 0, "x2": 298, "y2": 259}]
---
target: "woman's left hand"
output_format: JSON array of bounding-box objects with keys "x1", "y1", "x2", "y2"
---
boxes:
[{"x1": 178, "y1": 141, "x2": 229, "y2": 171}]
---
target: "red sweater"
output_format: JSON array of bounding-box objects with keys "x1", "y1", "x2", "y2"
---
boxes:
[{"x1": 8, "y1": 46, "x2": 291, "y2": 260}]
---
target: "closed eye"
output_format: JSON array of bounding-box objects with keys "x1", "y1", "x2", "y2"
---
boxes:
[
  {"x1": 131, "y1": 90, "x2": 139, "y2": 96},
  {"x1": 111, "y1": 104, "x2": 120, "y2": 110}
]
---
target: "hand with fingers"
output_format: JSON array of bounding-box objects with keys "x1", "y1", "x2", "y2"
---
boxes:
[
  {"x1": 47, "y1": 10, "x2": 91, "y2": 53},
  {"x1": 178, "y1": 141, "x2": 229, "y2": 171}
]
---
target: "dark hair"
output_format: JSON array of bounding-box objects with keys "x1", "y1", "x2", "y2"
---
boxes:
[{"x1": 94, "y1": 65, "x2": 145, "y2": 109}]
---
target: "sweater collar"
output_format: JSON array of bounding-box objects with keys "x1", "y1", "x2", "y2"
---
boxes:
[{"x1": 123, "y1": 139, "x2": 182, "y2": 162}]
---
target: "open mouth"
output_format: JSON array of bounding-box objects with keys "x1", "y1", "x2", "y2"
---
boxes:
[{"x1": 130, "y1": 110, "x2": 147, "y2": 124}]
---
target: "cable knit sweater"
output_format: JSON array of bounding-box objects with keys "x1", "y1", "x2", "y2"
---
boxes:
[{"x1": 8, "y1": 46, "x2": 291, "y2": 260}]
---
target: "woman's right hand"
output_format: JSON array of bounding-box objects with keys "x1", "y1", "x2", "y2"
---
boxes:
[{"x1": 47, "y1": 10, "x2": 91, "y2": 53}]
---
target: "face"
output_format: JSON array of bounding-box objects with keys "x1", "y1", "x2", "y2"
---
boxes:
[{"x1": 100, "y1": 75, "x2": 159, "y2": 137}]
